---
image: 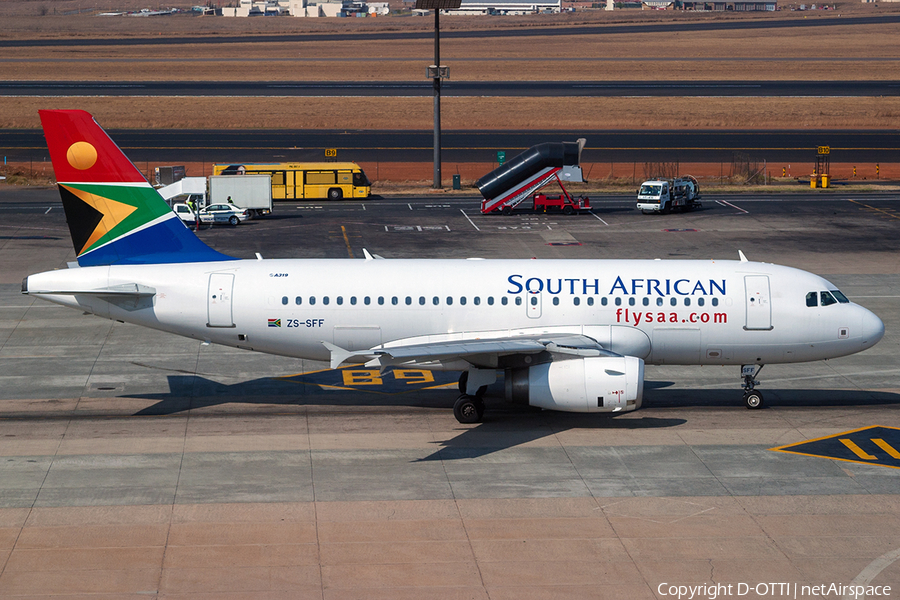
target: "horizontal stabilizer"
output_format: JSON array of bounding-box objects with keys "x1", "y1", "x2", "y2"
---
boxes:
[{"x1": 25, "y1": 281, "x2": 156, "y2": 297}]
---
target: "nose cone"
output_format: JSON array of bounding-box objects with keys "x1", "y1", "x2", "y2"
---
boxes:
[{"x1": 859, "y1": 306, "x2": 885, "y2": 348}]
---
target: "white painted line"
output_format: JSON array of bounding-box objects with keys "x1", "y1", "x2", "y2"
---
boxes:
[
  {"x1": 44, "y1": 207, "x2": 52, "y2": 214},
  {"x1": 408, "y1": 203, "x2": 413, "y2": 210},
  {"x1": 589, "y1": 211, "x2": 609, "y2": 225},
  {"x1": 460, "y1": 209, "x2": 480, "y2": 232},
  {"x1": 716, "y1": 199, "x2": 749, "y2": 214},
  {"x1": 843, "y1": 546, "x2": 900, "y2": 600}
]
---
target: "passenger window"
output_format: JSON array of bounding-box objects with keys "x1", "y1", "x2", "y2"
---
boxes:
[
  {"x1": 670, "y1": 298, "x2": 677, "y2": 306},
  {"x1": 418, "y1": 296, "x2": 425, "y2": 306},
  {"x1": 405, "y1": 296, "x2": 412, "y2": 305},
  {"x1": 447, "y1": 297, "x2": 453, "y2": 306},
  {"x1": 587, "y1": 297, "x2": 594, "y2": 306},
  {"x1": 832, "y1": 290, "x2": 850, "y2": 304},
  {"x1": 821, "y1": 291, "x2": 837, "y2": 306},
  {"x1": 628, "y1": 297, "x2": 635, "y2": 306},
  {"x1": 364, "y1": 296, "x2": 371, "y2": 305},
  {"x1": 336, "y1": 296, "x2": 343, "y2": 305},
  {"x1": 323, "y1": 296, "x2": 330, "y2": 305},
  {"x1": 515, "y1": 297, "x2": 523, "y2": 306},
  {"x1": 657, "y1": 297, "x2": 663, "y2": 306},
  {"x1": 488, "y1": 297, "x2": 494, "y2": 306},
  {"x1": 378, "y1": 296, "x2": 384, "y2": 305},
  {"x1": 460, "y1": 297, "x2": 467, "y2": 306},
  {"x1": 614, "y1": 297, "x2": 622, "y2": 306},
  {"x1": 552, "y1": 297, "x2": 559, "y2": 306},
  {"x1": 712, "y1": 298, "x2": 719, "y2": 306},
  {"x1": 432, "y1": 297, "x2": 439, "y2": 305},
  {"x1": 309, "y1": 297, "x2": 316, "y2": 305},
  {"x1": 684, "y1": 298, "x2": 691, "y2": 307},
  {"x1": 281, "y1": 296, "x2": 288, "y2": 305},
  {"x1": 295, "y1": 296, "x2": 302, "y2": 305},
  {"x1": 806, "y1": 292, "x2": 818, "y2": 307},
  {"x1": 530, "y1": 296, "x2": 538, "y2": 306},
  {"x1": 392, "y1": 297, "x2": 399, "y2": 306},
  {"x1": 350, "y1": 296, "x2": 357, "y2": 305},
  {"x1": 642, "y1": 297, "x2": 649, "y2": 306},
  {"x1": 474, "y1": 297, "x2": 481, "y2": 306},
  {"x1": 574, "y1": 297, "x2": 581, "y2": 306},
  {"x1": 698, "y1": 298, "x2": 705, "y2": 307},
  {"x1": 502, "y1": 297, "x2": 509, "y2": 306},
  {"x1": 601, "y1": 297, "x2": 607, "y2": 306}
]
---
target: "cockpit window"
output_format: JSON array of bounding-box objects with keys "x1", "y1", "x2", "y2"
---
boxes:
[
  {"x1": 831, "y1": 290, "x2": 850, "y2": 304},
  {"x1": 820, "y1": 291, "x2": 837, "y2": 306},
  {"x1": 806, "y1": 292, "x2": 817, "y2": 307}
]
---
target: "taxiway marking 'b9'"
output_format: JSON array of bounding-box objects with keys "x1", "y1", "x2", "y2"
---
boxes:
[{"x1": 24, "y1": 110, "x2": 884, "y2": 423}]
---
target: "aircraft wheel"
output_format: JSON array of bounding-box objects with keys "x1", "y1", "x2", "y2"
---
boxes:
[
  {"x1": 454, "y1": 395, "x2": 483, "y2": 424},
  {"x1": 744, "y1": 390, "x2": 764, "y2": 410},
  {"x1": 228, "y1": 215, "x2": 239, "y2": 226}
]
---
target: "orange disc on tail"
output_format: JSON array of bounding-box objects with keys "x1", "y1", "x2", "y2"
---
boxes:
[{"x1": 66, "y1": 141, "x2": 98, "y2": 170}]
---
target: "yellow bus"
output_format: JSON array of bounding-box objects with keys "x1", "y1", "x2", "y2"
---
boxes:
[{"x1": 213, "y1": 163, "x2": 371, "y2": 200}]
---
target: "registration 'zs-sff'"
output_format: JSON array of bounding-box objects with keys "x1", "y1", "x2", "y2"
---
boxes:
[{"x1": 24, "y1": 111, "x2": 884, "y2": 423}]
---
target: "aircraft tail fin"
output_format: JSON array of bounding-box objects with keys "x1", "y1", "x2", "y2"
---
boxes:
[{"x1": 38, "y1": 109, "x2": 232, "y2": 267}]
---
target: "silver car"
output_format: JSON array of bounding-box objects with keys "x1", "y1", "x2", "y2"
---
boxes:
[{"x1": 199, "y1": 203, "x2": 250, "y2": 226}]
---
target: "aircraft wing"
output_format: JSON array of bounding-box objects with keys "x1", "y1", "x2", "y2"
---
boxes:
[{"x1": 324, "y1": 333, "x2": 617, "y2": 370}]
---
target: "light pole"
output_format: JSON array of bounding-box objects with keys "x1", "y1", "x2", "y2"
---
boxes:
[{"x1": 415, "y1": 0, "x2": 460, "y2": 189}]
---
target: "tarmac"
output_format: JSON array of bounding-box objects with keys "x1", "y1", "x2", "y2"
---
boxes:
[{"x1": 0, "y1": 187, "x2": 898, "y2": 598}]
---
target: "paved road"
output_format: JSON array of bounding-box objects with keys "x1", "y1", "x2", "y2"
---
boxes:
[
  {"x1": 1, "y1": 13, "x2": 897, "y2": 47},
  {"x1": 4, "y1": 79, "x2": 899, "y2": 97},
  {"x1": 4, "y1": 128, "x2": 899, "y2": 163}
]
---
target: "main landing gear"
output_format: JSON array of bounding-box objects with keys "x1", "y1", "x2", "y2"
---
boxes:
[
  {"x1": 741, "y1": 364, "x2": 765, "y2": 409},
  {"x1": 454, "y1": 371, "x2": 490, "y2": 424}
]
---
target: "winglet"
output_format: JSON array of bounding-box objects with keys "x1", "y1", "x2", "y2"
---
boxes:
[{"x1": 738, "y1": 250, "x2": 748, "y2": 262}]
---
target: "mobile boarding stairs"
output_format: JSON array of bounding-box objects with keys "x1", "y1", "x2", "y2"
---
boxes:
[{"x1": 477, "y1": 139, "x2": 589, "y2": 215}]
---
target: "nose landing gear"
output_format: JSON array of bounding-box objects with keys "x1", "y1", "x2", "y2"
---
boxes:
[{"x1": 741, "y1": 364, "x2": 765, "y2": 409}]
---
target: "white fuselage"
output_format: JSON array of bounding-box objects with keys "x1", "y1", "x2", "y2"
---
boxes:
[{"x1": 26, "y1": 258, "x2": 884, "y2": 368}]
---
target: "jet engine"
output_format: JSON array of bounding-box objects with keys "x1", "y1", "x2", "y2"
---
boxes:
[{"x1": 505, "y1": 356, "x2": 644, "y2": 413}]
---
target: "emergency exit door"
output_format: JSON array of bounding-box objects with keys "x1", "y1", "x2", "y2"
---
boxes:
[
  {"x1": 744, "y1": 275, "x2": 772, "y2": 330},
  {"x1": 208, "y1": 273, "x2": 235, "y2": 328}
]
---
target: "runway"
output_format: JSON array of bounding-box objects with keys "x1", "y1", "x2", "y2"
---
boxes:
[
  {"x1": 3, "y1": 128, "x2": 900, "y2": 163},
  {"x1": 1, "y1": 13, "x2": 898, "y2": 47},
  {"x1": 3, "y1": 80, "x2": 898, "y2": 97},
  {"x1": 0, "y1": 187, "x2": 898, "y2": 596}
]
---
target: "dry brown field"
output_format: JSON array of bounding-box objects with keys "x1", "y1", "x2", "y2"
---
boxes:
[{"x1": 1, "y1": 2, "x2": 899, "y2": 181}]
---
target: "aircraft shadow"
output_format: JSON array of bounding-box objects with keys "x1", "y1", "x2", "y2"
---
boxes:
[{"x1": 123, "y1": 375, "x2": 900, "y2": 460}]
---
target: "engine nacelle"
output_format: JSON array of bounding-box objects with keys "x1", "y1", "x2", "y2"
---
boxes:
[{"x1": 505, "y1": 356, "x2": 644, "y2": 413}]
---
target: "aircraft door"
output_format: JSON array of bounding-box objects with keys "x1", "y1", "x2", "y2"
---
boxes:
[
  {"x1": 208, "y1": 273, "x2": 235, "y2": 328},
  {"x1": 526, "y1": 291, "x2": 542, "y2": 319},
  {"x1": 744, "y1": 275, "x2": 772, "y2": 330}
]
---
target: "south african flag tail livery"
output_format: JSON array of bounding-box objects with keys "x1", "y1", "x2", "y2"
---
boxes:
[{"x1": 38, "y1": 109, "x2": 231, "y2": 266}]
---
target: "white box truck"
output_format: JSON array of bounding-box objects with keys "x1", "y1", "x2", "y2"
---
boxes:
[{"x1": 209, "y1": 174, "x2": 273, "y2": 218}]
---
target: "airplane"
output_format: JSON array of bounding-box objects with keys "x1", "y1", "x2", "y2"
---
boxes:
[{"x1": 23, "y1": 110, "x2": 885, "y2": 423}]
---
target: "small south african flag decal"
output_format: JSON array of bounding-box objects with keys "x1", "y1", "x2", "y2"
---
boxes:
[{"x1": 268, "y1": 319, "x2": 281, "y2": 328}]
